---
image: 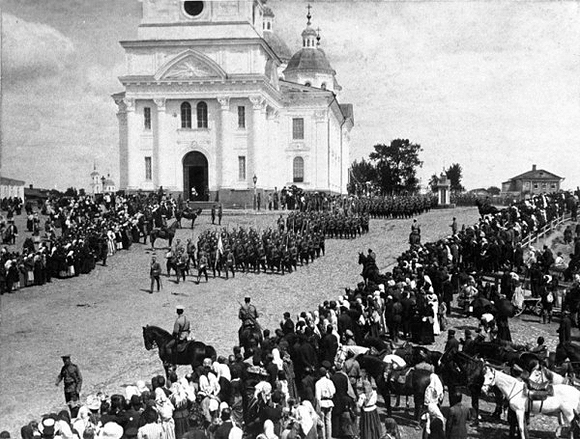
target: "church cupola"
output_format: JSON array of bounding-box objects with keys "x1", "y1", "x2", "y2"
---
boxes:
[
  {"x1": 301, "y1": 5, "x2": 317, "y2": 48},
  {"x1": 283, "y1": 4, "x2": 340, "y2": 92}
]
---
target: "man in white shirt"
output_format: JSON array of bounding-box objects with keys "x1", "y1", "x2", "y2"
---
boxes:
[{"x1": 315, "y1": 365, "x2": 336, "y2": 439}]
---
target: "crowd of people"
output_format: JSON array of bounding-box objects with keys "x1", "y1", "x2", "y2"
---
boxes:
[{"x1": 5, "y1": 189, "x2": 580, "y2": 439}]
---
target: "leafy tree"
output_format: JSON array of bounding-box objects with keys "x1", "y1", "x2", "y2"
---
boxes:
[
  {"x1": 64, "y1": 187, "x2": 78, "y2": 197},
  {"x1": 348, "y1": 159, "x2": 377, "y2": 195},
  {"x1": 369, "y1": 139, "x2": 423, "y2": 194},
  {"x1": 487, "y1": 186, "x2": 501, "y2": 196},
  {"x1": 428, "y1": 174, "x2": 439, "y2": 193},
  {"x1": 445, "y1": 163, "x2": 464, "y2": 192}
]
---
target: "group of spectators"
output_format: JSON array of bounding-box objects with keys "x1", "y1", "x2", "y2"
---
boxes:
[{"x1": 5, "y1": 190, "x2": 580, "y2": 439}]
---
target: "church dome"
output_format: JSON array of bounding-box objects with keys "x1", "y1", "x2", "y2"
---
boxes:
[
  {"x1": 264, "y1": 32, "x2": 292, "y2": 62},
  {"x1": 284, "y1": 48, "x2": 335, "y2": 75}
]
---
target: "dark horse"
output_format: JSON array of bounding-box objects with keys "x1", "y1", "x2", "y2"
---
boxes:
[
  {"x1": 475, "y1": 198, "x2": 499, "y2": 217},
  {"x1": 358, "y1": 252, "x2": 380, "y2": 284},
  {"x1": 150, "y1": 220, "x2": 179, "y2": 249},
  {"x1": 555, "y1": 342, "x2": 580, "y2": 373},
  {"x1": 238, "y1": 323, "x2": 263, "y2": 354},
  {"x1": 438, "y1": 350, "x2": 503, "y2": 422},
  {"x1": 180, "y1": 208, "x2": 203, "y2": 230},
  {"x1": 142, "y1": 325, "x2": 217, "y2": 379},
  {"x1": 357, "y1": 354, "x2": 432, "y2": 420}
]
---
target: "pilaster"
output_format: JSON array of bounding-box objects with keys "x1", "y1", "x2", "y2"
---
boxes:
[
  {"x1": 114, "y1": 97, "x2": 129, "y2": 190},
  {"x1": 217, "y1": 96, "x2": 231, "y2": 190},
  {"x1": 153, "y1": 98, "x2": 166, "y2": 189},
  {"x1": 125, "y1": 98, "x2": 137, "y2": 189},
  {"x1": 250, "y1": 96, "x2": 266, "y2": 188}
]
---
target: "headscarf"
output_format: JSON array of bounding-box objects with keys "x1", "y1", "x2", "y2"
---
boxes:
[
  {"x1": 262, "y1": 420, "x2": 278, "y2": 439},
  {"x1": 295, "y1": 401, "x2": 315, "y2": 436},
  {"x1": 272, "y1": 348, "x2": 284, "y2": 371}
]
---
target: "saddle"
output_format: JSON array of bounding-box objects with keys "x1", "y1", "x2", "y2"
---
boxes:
[
  {"x1": 526, "y1": 380, "x2": 554, "y2": 401},
  {"x1": 168, "y1": 340, "x2": 189, "y2": 355},
  {"x1": 386, "y1": 367, "x2": 413, "y2": 386}
]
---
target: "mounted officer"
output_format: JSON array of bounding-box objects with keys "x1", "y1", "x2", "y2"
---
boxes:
[
  {"x1": 239, "y1": 296, "x2": 260, "y2": 332},
  {"x1": 167, "y1": 305, "x2": 191, "y2": 354}
]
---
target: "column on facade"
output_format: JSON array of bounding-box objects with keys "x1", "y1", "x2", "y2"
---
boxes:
[
  {"x1": 114, "y1": 97, "x2": 128, "y2": 189},
  {"x1": 124, "y1": 98, "x2": 136, "y2": 189},
  {"x1": 250, "y1": 96, "x2": 266, "y2": 188},
  {"x1": 153, "y1": 98, "x2": 166, "y2": 189},
  {"x1": 217, "y1": 96, "x2": 231, "y2": 190},
  {"x1": 314, "y1": 110, "x2": 328, "y2": 190}
]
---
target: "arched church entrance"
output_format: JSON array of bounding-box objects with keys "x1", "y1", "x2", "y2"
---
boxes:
[{"x1": 183, "y1": 151, "x2": 208, "y2": 201}]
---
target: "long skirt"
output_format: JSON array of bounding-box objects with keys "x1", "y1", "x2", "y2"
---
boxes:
[{"x1": 360, "y1": 409, "x2": 381, "y2": 439}]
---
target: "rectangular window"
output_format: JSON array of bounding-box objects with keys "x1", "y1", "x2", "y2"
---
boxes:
[
  {"x1": 144, "y1": 107, "x2": 151, "y2": 130},
  {"x1": 292, "y1": 118, "x2": 304, "y2": 140},
  {"x1": 238, "y1": 106, "x2": 246, "y2": 129},
  {"x1": 238, "y1": 156, "x2": 246, "y2": 181},
  {"x1": 145, "y1": 157, "x2": 152, "y2": 181}
]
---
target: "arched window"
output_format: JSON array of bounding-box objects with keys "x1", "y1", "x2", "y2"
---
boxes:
[
  {"x1": 181, "y1": 102, "x2": 192, "y2": 129},
  {"x1": 267, "y1": 22, "x2": 271, "y2": 30},
  {"x1": 293, "y1": 157, "x2": 304, "y2": 183},
  {"x1": 321, "y1": 82, "x2": 327, "y2": 90},
  {"x1": 305, "y1": 82, "x2": 311, "y2": 87},
  {"x1": 197, "y1": 101, "x2": 208, "y2": 128}
]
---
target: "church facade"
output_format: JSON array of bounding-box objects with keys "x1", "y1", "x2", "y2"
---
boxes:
[{"x1": 114, "y1": 0, "x2": 354, "y2": 205}]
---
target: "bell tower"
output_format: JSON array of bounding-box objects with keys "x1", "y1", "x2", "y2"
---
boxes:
[{"x1": 137, "y1": 0, "x2": 265, "y2": 40}]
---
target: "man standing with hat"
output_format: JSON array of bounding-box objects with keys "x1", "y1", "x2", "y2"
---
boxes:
[
  {"x1": 461, "y1": 329, "x2": 474, "y2": 353},
  {"x1": 558, "y1": 310, "x2": 572, "y2": 344},
  {"x1": 167, "y1": 305, "x2": 191, "y2": 353},
  {"x1": 444, "y1": 329, "x2": 460, "y2": 356},
  {"x1": 55, "y1": 355, "x2": 82, "y2": 418}
]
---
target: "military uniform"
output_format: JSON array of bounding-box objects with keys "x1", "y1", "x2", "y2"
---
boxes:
[{"x1": 56, "y1": 356, "x2": 82, "y2": 417}]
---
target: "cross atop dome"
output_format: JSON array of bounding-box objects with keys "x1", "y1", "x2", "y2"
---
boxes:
[{"x1": 301, "y1": 4, "x2": 318, "y2": 48}]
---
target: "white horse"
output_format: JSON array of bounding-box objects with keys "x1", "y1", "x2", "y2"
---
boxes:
[
  {"x1": 333, "y1": 344, "x2": 370, "y2": 369},
  {"x1": 482, "y1": 365, "x2": 580, "y2": 439}
]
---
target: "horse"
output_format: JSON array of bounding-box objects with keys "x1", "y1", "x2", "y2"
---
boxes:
[
  {"x1": 180, "y1": 208, "x2": 202, "y2": 229},
  {"x1": 142, "y1": 325, "x2": 217, "y2": 379},
  {"x1": 482, "y1": 365, "x2": 580, "y2": 439},
  {"x1": 438, "y1": 351, "x2": 503, "y2": 422},
  {"x1": 358, "y1": 252, "x2": 380, "y2": 284},
  {"x1": 357, "y1": 354, "x2": 432, "y2": 420},
  {"x1": 150, "y1": 220, "x2": 179, "y2": 249},
  {"x1": 475, "y1": 199, "x2": 499, "y2": 217},
  {"x1": 556, "y1": 342, "x2": 580, "y2": 373},
  {"x1": 238, "y1": 323, "x2": 263, "y2": 354},
  {"x1": 393, "y1": 344, "x2": 442, "y2": 368}
]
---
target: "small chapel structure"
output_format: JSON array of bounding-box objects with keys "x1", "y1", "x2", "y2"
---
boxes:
[{"x1": 113, "y1": 0, "x2": 354, "y2": 205}]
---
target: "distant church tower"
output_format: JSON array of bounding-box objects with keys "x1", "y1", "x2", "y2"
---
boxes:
[{"x1": 90, "y1": 164, "x2": 102, "y2": 195}]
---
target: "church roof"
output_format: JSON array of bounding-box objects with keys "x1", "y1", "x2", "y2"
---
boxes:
[
  {"x1": 284, "y1": 48, "x2": 335, "y2": 75},
  {"x1": 263, "y1": 32, "x2": 292, "y2": 62},
  {"x1": 104, "y1": 178, "x2": 116, "y2": 187}
]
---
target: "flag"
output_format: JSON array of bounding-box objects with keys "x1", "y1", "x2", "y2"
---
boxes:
[{"x1": 217, "y1": 234, "x2": 224, "y2": 257}]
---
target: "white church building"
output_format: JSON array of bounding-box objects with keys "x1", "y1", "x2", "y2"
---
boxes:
[{"x1": 113, "y1": 0, "x2": 354, "y2": 205}]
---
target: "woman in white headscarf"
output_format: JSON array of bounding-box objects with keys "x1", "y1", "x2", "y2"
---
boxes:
[
  {"x1": 155, "y1": 388, "x2": 175, "y2": 439},
  {"x1": 296, "y1": 400, "x2": 318, "y2": 439},
  {"x1": 426, "y1": 292, "x2": 441, "y2": 336},
  {"x1": 423, "y1": 373, "x2": 445, "y2": 435},
  {"x1": 257, "y1": 420, "x2": 279, "y2": 439},
  {"x1": 72, "y1": 406, "x2": 94, "y2": 439},
  {"x1": 272, "y1": 348, "x2": 284, "y2": 371}
]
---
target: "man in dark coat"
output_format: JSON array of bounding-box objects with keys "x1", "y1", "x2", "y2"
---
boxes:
[
  {"x1": 280, "y1": 312, "x2": 295, "y2": 336},
  {"x1": 214, "y1": 408, "x2": 234, "y2": 439},
  {"x1": 444, "y1": 329, "x2": 460, "y2": 356},
  {"x1": 446, "y1": 391, "x2": 470, "y2": 439},
  {"x1": 320, "y1": 325, "x2": 338, "y2": 365},
  {"x1": 558, "y1": 310, "x2": 572, "y2": 344},
  {"x1": 337, "y1": 306, "x2": 354, "y2": 339},
  {"x1": 330, "y1": 367, "x2": 356, "y2": 439}
]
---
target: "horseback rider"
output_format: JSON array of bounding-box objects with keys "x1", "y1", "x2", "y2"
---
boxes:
[
  {"x1": 239, "y1": 296, "x2": 259, "y2": 330},
  {"x1": 167, "y1": 305, "x2": 191, "y2": 353}
]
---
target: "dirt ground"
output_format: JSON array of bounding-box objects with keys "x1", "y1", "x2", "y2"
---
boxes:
[{"x1": 0, "y1": 207, "x2": 573, "y2": 438}]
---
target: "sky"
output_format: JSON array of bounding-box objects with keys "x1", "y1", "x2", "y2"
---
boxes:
[{"x1": 1, "y1": 0, "x2": 579, "y2": 191}]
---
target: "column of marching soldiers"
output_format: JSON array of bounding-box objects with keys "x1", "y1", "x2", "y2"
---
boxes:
[{"x1": 166, "y1": 211, "x2": 372, "y2": 282}]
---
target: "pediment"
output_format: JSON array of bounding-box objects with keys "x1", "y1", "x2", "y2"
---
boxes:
[{"x1": 155, "y1": 50, "x2": 227, "y2": 80}]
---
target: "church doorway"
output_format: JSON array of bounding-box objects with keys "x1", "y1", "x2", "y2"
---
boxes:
[{"x1": 183, "y1": 151, "x2": 208, "y2": 201}]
